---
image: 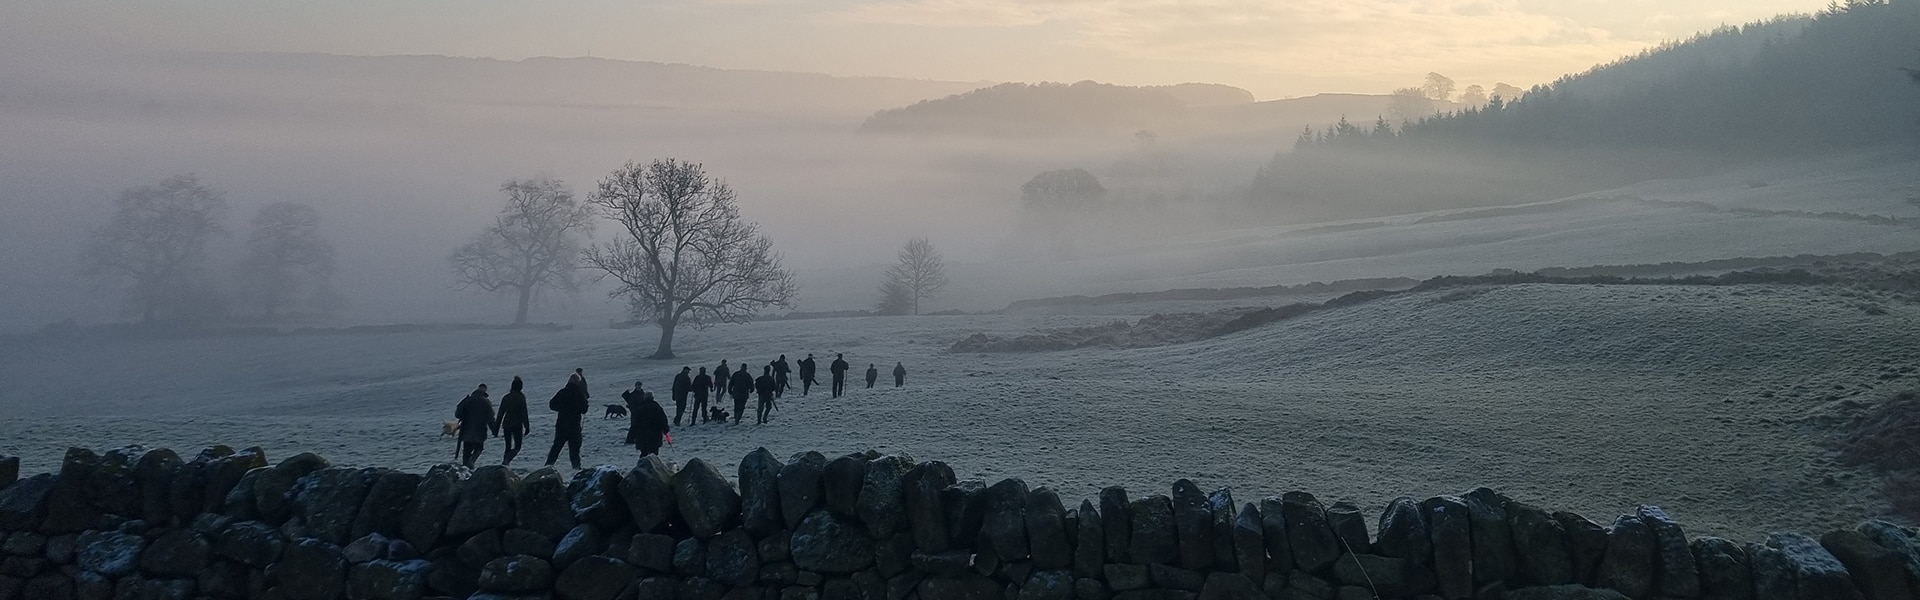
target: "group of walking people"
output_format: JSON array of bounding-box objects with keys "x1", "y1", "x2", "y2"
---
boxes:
[{"x1": 449, "y1": 355, "x2": 911, "y2": 469}]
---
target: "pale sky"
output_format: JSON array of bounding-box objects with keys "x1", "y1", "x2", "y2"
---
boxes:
[{"x1": 2, "y1": 0, "x2": 1828, "y2": 98}]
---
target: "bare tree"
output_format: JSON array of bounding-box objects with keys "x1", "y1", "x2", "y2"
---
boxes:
[
  {"x1": 878, "y1": 237, "x2": 948, "y2": 315},
  {"x1": 235, "y1": 202, "x2": 337, "y2": 320},
  {"x1": 83, "y1": 174, "x2": 229, "y2": 324},
  {"x1": 1421, "y1": 72, "x2": 1457, "y2": 102},
  {"x1": 584, "y1": 159, "x2": 797, "y2": 359},
  {"x1": 449, "y1": 177, "x2": 594, "y2": 325}
]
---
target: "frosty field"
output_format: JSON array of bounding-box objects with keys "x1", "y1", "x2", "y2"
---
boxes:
[{"x1": 4, "y1": 281, "x2": 1914, "y2": 541}]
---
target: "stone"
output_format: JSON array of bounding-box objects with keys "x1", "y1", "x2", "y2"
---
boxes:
[
  {"x1": 296, "y1": 467, "x2": 379, "y2": 545},
  {"x1": 43, "y1": 532, "x2": 77, "y2": 563},
  {"x1": 1151, "y1": 563, "x2": 1207, "y2": 592},
  {"x1": 1100, "y1": 487, "x2": 1133, "y2": 565},
  {"x1": 1690, "y1": 537, "x2": 1752, "y2": 600},
  {"x1": 1027, "y1": 487, "x2": 1072, "y2": 570},
  {"x1": 859, "y1": 455, "x2": 917, "y2": 539},
  {"x1": 220, "y1": 465, "x2": 263, "y2": 521},
  {"x1": 23, "y1": 574, "x2": 73, "y2": 600},
  {"x1": 891, "y1": 571, "x2": 929, "y2": 599},
  {"x1": 915, "y1": 549, "x2": 974, "y2": 576},
  {"x1": 1128, "y1": 495, "x2": 1178, "y2": 566},
  {"x1": 131, "y1": 448, "x2": 180, "y2": 524},
  {"x1": 400, "y1": 466, "x2": 466, "y2": 551},
  {"x1": 501, "y1": 527, "x2": 555, "y2": 559},
  {"x1": 1004, "y1": 559, "x2": 1035, "y2": 585},
  {"x1": 1766, "y1": 532, "x2": 1864, "y2": 600},
  {"x1": 3, "y1": 531, "x2": 45, "y2": 555},
  {"x1": 1021, "y1": 570, "x2": 1074, "y2": 600},
  {"x1": 1822, "y1": 530, "x2": 1914, "y2": 600},
  {"x1": 569, "y1": 466, "x2": 627, "y2": 528},
  {"x1": 1499, "y1": 585, "x2": 1631, "y2": 600},
  {"x1": 41, "y1": 448, "x2": 101, "y2": 533},
  {"x1": 427, "y1": 552, "x2": 481, "y2": 598},
  {"x1": 678, "y1": 576, "x2": 727, "y2": 600},
  {"x1": 1077, "y1": 578, "x2": 1111, "y2": 600},
  {"x1": 0, "y1": 456, "x2": 15, "y2": 491},
  {"x1": 1425, "y1": 495, "x2": 1474, "y2": 600},
  {"x1": 981, "y1": 479, "x2": 1031, "y2": 562},
  {"x1": 631, "y1": 533, "x2": 676, "y2": 571},
  {"x1": 344, "y1": 532, "x2": 391, "y2": 564},
  {"x1": 761, "y1": 529, "x2": 793, "y2": 562},
  {"x1": 943, "y1": 480, "x2": 987, "y2": 552},
  {"x1": 553, "y1": 523, "x2": 605, "y2": 571},
  {"x1": 1255, "y1": 497, "x2": 1294, "y2": 575},
  {"x1": 1337, "y1": 586, "x2": 1374, "y2": 600},
  {"x1": 1633, "y1": 506, "x2": 1700, "y2": 598},
  {"x1": 1747, "y1": 542, "x2": 1796, "y2": 600},
  {"x1": 1287, "y1": 571, "x2": 1334, "y2": 600},
  {"x1": 478, "y1": 554, "x2": 554, "y2": 592},
  {"x1": 1282, "y1": 491, "x2": 1339, "y2": 573},
  {"x1": 1202, "y1": 489, "x2": 1236, "y2": 572},
  {"x1": 0, "y1": 474, "x2": 55, "y2": 531},
  {"x1": 75, "y1": 530, "x2": 144, "y2": 578},
  {"x1": 560, "y1": 553, "x2": 641, "y2": 596},
  {"x1": 634, "y1": 576, "x2": 677, "y2": 600},
  {"x1": 1506, "y1": 502, "x2": 1574, "y2": 586},
  {"x1": 920, "y1": 575, "x2": 1004, "y2": 600},
  {"x1": 0, "y1": 556, "x2": 44, "y2": 578},
  {"x1": 621, "y1": 456, "x2": 679, "y2": 534},
  {"x1": 740, "y1": 448, "x2": 787, "y2": 536},
  {"x1": 904, "y1": 461, "x2": 957, "y2": 553},
  {"x1": 823, "y1": 455, "x2": 870, "y2": 519},
  {"x1": 74, "y1": 569, "x2": 111, "y2": 600},
  {"x1": 876, "y1": 533, "x2": 916, "y2": 578},
  {"x1": 459, "y1": 530, "x2": 505, "y2": 568},
  {"x1": 1326, "y1": 501, "x2": 1369, "y2": 556},
  {"x1": 1856, "y1": 519, "x2": 1920, "y2": 584},
  {"x1": 1169, "y1": 481, "x2": 1215, "y2": 572},
  {"x1": 708, "y1": 528, "x2": 762, "y2": 586},
  {"x1": 503, "y1": 468, "x2": 570, "y2": 541},
  {"x1": 138, "y1": 529, "x2": 209, "y2": 577},
  {"x1": 88, "y1": 446, "x2": 145, "y2": 519},
  {"x1": 1227, "y1": 503, "x2": 1264, "y2": 577},
  {"x1": 793, "y1": 511, "x2": 876, "y2": 573},
  {"x1": 279, "y1": 538, "x2": 349, "y2": 600},
  {"x1": 1553, "y1": 512, "x2": 1609, "y2": 587},
  {"x1": 1333, "y1": 552, "x2": 1436, "y2": 598},
  {"x1": 1462, "y1": 488, "x2": 1518, "y2": 585},
  {"x1": 1105, "y1": 563, "x2": 1150, "y2": 591},
  {"x1": 446, "y1": 465, "x2": 519, "y2": 539},
  {"x1": 674, "y1": 536, "x2": 708, "y2": 577},
  {"x1": 347, "y1": 558, "x2": 431, "y2": 600},
  {"x1": 1197, "y1": 571, "x2": 1262, "y2": 600},
  {"x1": 167, "y1": 447, "x2": 231, "y2": 524},
  {"x1": 216, "y1": 520, "x2": 287, "y2": 567},
  {"x1": 674, "y1": 459, "x2": 742, "y2": 538},
  {"x1": 1596, "y1": 515, "x2": 1656, "y2": 599},
  {"x1": 1076, "y1": 500, "x2": 1108, "y2": 578},
  {"x1": 780, "y1": 452, "x2": 829, "y2": 530},
  {"x1": 1377, "y1": 496, "x2": 1432, "y2": 564},
  {"x1": 197, "y1": 558, "x2": 250, "y2": 598},
  {"x1": 352, "y1": 470, "x2": 419, "y2": 541},
  {"x1": 254, "y1": 453, "x2": 329, "y2": 525}
]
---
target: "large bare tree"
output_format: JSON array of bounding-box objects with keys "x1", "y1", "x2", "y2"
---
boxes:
[
  {"x1": 877, "y1": 237, "x2": 948, "y2": 315},
  {"x1": 235, "y1": 202, "x2": 337, "y2": 320},
  {"x1": 83, "y1": 174, "x2": 229, "y2": 324},
  {"x1": 449, "y1": 177, "x2": 594, "y2": 325},
  {"x1": 584, "y1": 159, "x2": 796, "y2": 359}
]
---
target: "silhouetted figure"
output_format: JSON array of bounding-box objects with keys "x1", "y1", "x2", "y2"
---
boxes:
[
  {"x1": 622, "y1": 381, "x2": 652, "y2": 446},
  {"x1": 728, "y1": 363, "x2": 754, "y2": 425},
  {"x1": 690, "y1": 367, "x2": 712, "y2": 424},
  {"x1": 495, "y1": 376, "x2": 531, "y2": 465},
  {"x1": 798, "y1": 354, "x2": 818, "y2": 395},
  {"x1": 671, "y1": 367, "x2": 693, "y2": 426},
  {"x1": 755, "y1": 366, "x2": 778, "y2": 424},
  {"x1": 893, "y1": 362, "x2": 907, "y2": 387},
  {"x1": 865, "y1": 364, "x2": 878, "y2": 389},
  {"x1": 830, "y1": 354, "x2": 850, "y2": 397},
  {"x1": 773, "y1": 355, "x2": 791, "y2": 398},
  {"x1": 714, "y1": 361, "x2": 731, "y2": 397},
  {"x1": 545, "y1": 371, "x2": 589, "y2": 469},
  {"x1": 626, "y1": 382, "x2": 670, "y2": 456},
  {"x1": 454, "y1": 384, "x2": 496, "y2": 468}
]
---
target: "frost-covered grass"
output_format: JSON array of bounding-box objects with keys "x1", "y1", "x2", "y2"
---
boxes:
[{"x1": 4, "y1": 282, "x2": 1916, "y2": 539}]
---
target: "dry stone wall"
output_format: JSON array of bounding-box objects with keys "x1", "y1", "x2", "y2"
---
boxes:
[{"x1": 0, "y1": 445, "x2": 1916, "y2": 600}]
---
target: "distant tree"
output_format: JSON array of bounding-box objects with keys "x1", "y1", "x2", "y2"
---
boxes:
[
  {"x1": 1491, "y1": 82, "x2": 1525, "y2": 101},
  {"x1": 1459, "y1": 84, "x2": 1489, "y2": 106},
  {"x1": 235, "y1": 202, "x2": 337, "y2": 320},
  {"x1": 83, "y1": 174, "x2": 229, "y2": 324},
  {"x1": 449, "y1": 177, "x2": 594, "y2": 325},
  {"x1": 1019, "y1": 168, "x2": 1106, "y2": 257},
  {"x1": 1388, "y1": 87, "x2": 1433, "y2": 122},
  {"x1": 878, "y1": 238, "x2": 948, "y2": 315},
  {"x1": 585, "y1": 159, "x2": 797, "y2": 359},
  {"x1": 1422, "y1": 72, "x2": 1457, "y2": 101},
  {"x1": 875, "y1": 278, "x2": 911, "y2": 316}
]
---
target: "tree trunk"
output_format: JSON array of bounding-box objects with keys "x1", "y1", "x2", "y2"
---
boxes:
[
  {"x1": 513, "y1": 286, "x2": 532, "y2": 325},
  {"x1": 651, "y1": 315, "x2": 677, "y2": 359}
]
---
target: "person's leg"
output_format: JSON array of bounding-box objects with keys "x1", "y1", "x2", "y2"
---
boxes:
[
  {"x1": 674, "y1": 401, "x2": 685, "y2": 427},
  {"x1": 545, "y1": 434, "x2": 565, "y2": 466},
  {"x1": 567, "y1": 433, "x2": 582, "y2": 469},
  {"x1": 502, "y1": 432, "x2": 521, "y2": 465},
  {"x1": 734, "y1": 398, "x2": 746, "y2": 424}
]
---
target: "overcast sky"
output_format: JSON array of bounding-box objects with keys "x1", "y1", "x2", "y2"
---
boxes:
[{"x1": 3, "y1": 0, "x2": 1826, "y2": 99}]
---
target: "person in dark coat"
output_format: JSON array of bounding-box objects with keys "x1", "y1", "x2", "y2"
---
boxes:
[
  {"x1": 829, "y1": 354, "x2": 850, "y2": 397},
  {"x1": 545, "y1": 372, "x2": 589, "y2": 469},
  {"x1": 713, "y1": 361, "x2": 731, "y2": 397},
  {"x1": 454, "y1": 384, "x2": 496, "y2": 468},
  {"x1": 495, "y1": 376, "x2": 531, "y2": 465},
  {"x1": 754, "y1": 366, "x2": 778, "y2": 424},
  {"x1": 893, "y1": 362, "x2": 907, "y2": 387},
  {"x1": 690, "y1": 367, "x2": 712, "y2": 425},
  {"x1": 865, "y1": 364, "x2": 879, "y2": 388},
  {"x1": 798, "y1": 354, "x2": 818, "y2": 396},
  {"x1": 630, "y1": 386, "x2": 670, "y2": 457},
  {"x1": 772, "y1": 355, "x2": 791, "y2": 398},
  {"x1": 621, "y1": 381, "x2": 650, "y2": 444},
  {"x1": 728, "y1": 363, "x2": 754, "y2": 425},
  {"x1": 671, "y1": 367, "x2": 693, "y2": 426}
]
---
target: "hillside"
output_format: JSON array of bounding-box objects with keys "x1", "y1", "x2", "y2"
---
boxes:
[{"x1": 857, "y1": 80, "x2": 1419, "y2": 139}]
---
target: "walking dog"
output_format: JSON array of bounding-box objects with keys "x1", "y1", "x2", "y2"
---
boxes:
[{"x1": 604, "y1": 404, "x2": 629, "y2": 419}]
